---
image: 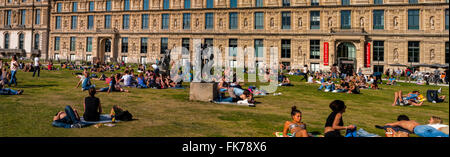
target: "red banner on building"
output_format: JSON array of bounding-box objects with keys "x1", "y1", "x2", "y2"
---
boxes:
[
  {"x1": 366, "y1": 43, "x2": 371, "y2": 67},
  {"x1": 324, "y1": 42, "x2": 329, "y2": 66}
]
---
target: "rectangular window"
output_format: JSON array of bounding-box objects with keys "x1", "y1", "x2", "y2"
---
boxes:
[
  {"x1": 70, "y1": 54, "x2": 75, "y2": 61},
  {"x1": 311, "y1": 0, "x2": 319, "y2": 6},
  {"x1": 106, "y1": 0, "x2": 112, "y2": 11},
  {"x1": 34, "y1": 34, "x2": 40, "y2": 50},
  {"x1": 254, "y1": 39, "x2": 264, "y2": 57},
  {"x1": 124, "y1": 0, "x2": 130, "y2": 10},
  {"x1": 88, "y1": 15, "x2": 94, "y2": 29},
  {"x1": 229, "y1": 39, "x2": 238, "y2": 57},
  {"x1": 142, "y1": 14, "x2": 149, "y2": 29},
  {"x1": 373, "y1": 65, "x2": 384, "y2": 73},
  {"x1": 373, "y1": 10, "x2": 384, "y2": 30},
  {"x1": 86, "y1": 37, "x2": 93, "y2": 52},
  {"x1": 373, "y1": 41, "x2": 384, "y2": 61},
  {"x1": 229, "y1": 12, "x2": 238, "y2": 30},
  {"x1": 121, "y1": 56, "x2": 128, "y2": 63},
  {"x1": 254, "y1": 12, "x2": 264, "y2": 29},
  {"x1": 446, "y1": 9, "x2": 449, "y2": 30},
  {"x1": 182, "y1": 38, "x2": 190, "y2": 54},
  {"x1": 310, "y1": 63, "x2": 320, "y2": 73},
  {"x1": 86, "y1": 54, "x2": 92, "y2": 62},
  {"x1": 408, "y1": 41, "x2": 420, "y2": 63},
  {"x1": 56, "y1": 16, "x2": 61, "y2": 29},
  {"x1": 446, "y1": 42, "x2": 449, "y2": 64},
  {"x1": 89, "y1": 1, "x2": 95, "y2": 11},
  {"x1": 73, "y1": 2, "x2": 78, "y2": 12},
  {"x1": 4, "y1": 33, "x2": 9, "y2": 49},
  {"x1": 140, "y1": 56, "x2": 147, "y2": 64},
  {"x1": 6, "y1": 10, "x2": 11, "y2": 26},
  {"x1": 374, "y1": 0, "x2": 383, "y2": 4},
  {"x1": 310, "y1": 40, "x2": 320, "y2": 59},
  {"x1": 230, "y1": 0, "x2": 237, "y2": 8},
  {"x1": 283, "y1": 0, "x2": 290, "y2": 6},
  {"x1": 70, "y1": 37, "x2": 76, "y2": 51},
  {"x1": 185, "y1": 0, "x2": 191, "y2": 9},
  {"x1": 207, "y1": 0, "x2": 214, "y2": 8},
  {"x1": 282, "y1": 12, "x2": 291, "y2": 29},
  {"x1": 256, "y1": 0, "x2": 263, "y2": 7},
  {"x1": 57, "y1": 3, "x2": 62, "y2": 12},
  {"x1": 408, "y1": 9, "x2": 420, "y2": 30},
  {"x1": 54, "y1": 37, "x2": 60, "y2": 51},
  {"x1": 71, "y1": 16, "x2": 77, "y2": 29},
  {"x1": 123, "y1": 14, "x2": 130, "y2": 29},
  {"x1": 409, "y1": 0, "x2": 418, "y2": 4},
  {"x1": 21, "y1": 10, "x2": 26, "y2": 25},
  {"x1": 105, "y1": 15, "x2": 111, "y2": 29},
  {"x1": 183, "y1": 13, "x2": 191, "y2": 30},
  {"x1": 143, "y1": 0, "x2": 149, "y2": 10},
  {"x1": 310, "y1": 11, "x2": 320, "y2": 29},
  {"x1": 342, "y1": 0, "x2": 350, "y2": 5},
  {"x1": 122, "y1": 37, "x2": 128, "y2": 53},
  {"x1": 161, "y1": 38, "x2": 168, "y2": 54},
  {"x1": 205, "y1": 38, "x2": 213, "y2": 48},
  {"x1": 205, "y1": 13, "x2": 214, "y2": 29},
  {"x1": 341, "y1": 10, "x2": 351, "y2": 29},
  {"x1": 162, "y1": 14, "x2": 170, "y2": 29},
  {"x1": 164, "y1": 0, "x2": 170, "y2": 9},
  {"x1": 35, "y1": 9, "x2": 40, "y2": 25},
  {"x1": 141, "y1": 38, "x2": 148, "y2": 53},
  {"x1": 281, "y1": 39, "x2": 291, "y2": 58}
]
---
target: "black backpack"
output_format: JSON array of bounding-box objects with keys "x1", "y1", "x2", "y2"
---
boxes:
[{"x1": 116, "y1": 110, "x2": 133, "y2": 121}]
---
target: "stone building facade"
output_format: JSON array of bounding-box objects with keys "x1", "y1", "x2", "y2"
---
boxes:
[
  {"x1": 46, "y1": 0, "x2": 449, "y2": 73},
  {"x1": 0, "y1": 0, "x2": 50, "y2": 59}
]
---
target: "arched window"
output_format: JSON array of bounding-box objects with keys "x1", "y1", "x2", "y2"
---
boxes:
[
  {"x1": 34, "y1": 34, "x2": 40, "y2": 50},
  {"x1": 19, "y1": 33, "x2": 25, "y2": 49},
  {"x1": 4, "y1": 33, "x2": 10, "y2": 49}
]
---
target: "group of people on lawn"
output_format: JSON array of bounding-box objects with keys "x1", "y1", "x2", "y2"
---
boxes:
[{"x1": 282, "y1": 100, "x2": 449, "y2": 137}]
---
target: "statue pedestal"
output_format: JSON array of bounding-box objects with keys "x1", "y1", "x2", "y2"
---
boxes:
[{"x1": 189, "y1": 82, "x2": 218, "y2": 102}]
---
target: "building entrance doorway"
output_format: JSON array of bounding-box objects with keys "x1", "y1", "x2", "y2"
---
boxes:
[{"x1": 336, "y1": 42, "x2": 356, "y2": 75}]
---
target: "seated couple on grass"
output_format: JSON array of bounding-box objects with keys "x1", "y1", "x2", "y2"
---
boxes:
[
  {"x1": 318, "y1": 79, "x2": 360, "y2": 94},
  {"x1": 52, "y1": 88, "x2": 132, "y2": 128},
  {"x1": 76, "y1": 70, "x2": 95, "y2": 91},
  {"x1": 379, "y1": 115, "x2": 448, "y2": 137},
  {"x1": 0, "y1": 79, "x2": 23, "y2": 95},
  {"x1": 392, "y1": 90, "x2": 424, "y2": 106},
  {"x1": 97, "y1": 73, "x2": 129, "y2": 93},
  {"x1": 216, "y1": 86, "x2": 254, "y2": 104}
]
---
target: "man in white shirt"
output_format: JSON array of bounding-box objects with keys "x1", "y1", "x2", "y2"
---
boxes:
[
  {"x1": 33, "y1": 54, "x2": 41, "y2": 77},
  {"x1": 119, "y1": 70, "x2": 134, "y2": 87}
]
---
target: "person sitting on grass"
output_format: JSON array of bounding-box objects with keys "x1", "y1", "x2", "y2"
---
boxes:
[
  {"x1": 0, "y1": 79, "x2": 23, "y2": 95},
  {"x1": 83, "y1": 88, "x2": 102, "y2": 121},
  {"x1": 119, "y1": 70, "x2": 135, "y2": 88},
  {"x1": 392, "y1": 90, "x2": 423, "y2": 106},
  {"x1": 427, "y1": 116, "x2": 449, "y2": 135},
  {"x1": 333, "y1": 79, "x2": 349, "y2": 93},
  {"x1": 324, "y1": 100, "x2": 356, "y2": 137},
  {"x1": 347, "y1": 82, "x2": 360, "y2": 94},
  {"x1": 283, "y1": 106, "x2": 309, "y2": 137},
  {"x1": 97, "y1": 75, "x2": 129, "y2": 93},
  {"x1": 137, "y1": 73, "x2": 148, "y2": 88},
  {"x1": 384, "y1": 115, "x2": 448, "y2": 137},
  {"x1": 52, "y1": 105, "x2": 82, "y2": 128},
  {"x1": 426, "y1": 88, "x2": 446, "y2": 103},
  {"x1": 318, "y1": 78, "x2": 335, "y2": 92},
  {"x1": 76, "y1": 71, "x2": 95, "y2": 91},
  {"x1": 279, "y1": 75, "x2": 292, "y2": 86},
  {"x1": 386, "y1": 76, "x2": 396, "y2": 85}
]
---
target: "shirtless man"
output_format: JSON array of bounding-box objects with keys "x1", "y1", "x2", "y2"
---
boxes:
[{"x1": 385, "y1": 115, "x2": 448, "y2": 137}]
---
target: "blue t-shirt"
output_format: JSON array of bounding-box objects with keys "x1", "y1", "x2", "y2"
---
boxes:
[
  {"x1": 233, "y1": 88, "x2": 245, "y2": 96},
  {"x1": 138, "y1": 77, "x2": 145, "y2": 86}
]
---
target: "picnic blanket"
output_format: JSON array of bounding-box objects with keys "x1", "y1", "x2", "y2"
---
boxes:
[
  {"x1": 212, "y1": 101, "x2": 256, "y2": 107},
  {"x1": 274, "y1": 132, "x2": 323, "y2": 137},
  {"x1": 80, "y1": 114, "x2": 120, "y2": 125}
]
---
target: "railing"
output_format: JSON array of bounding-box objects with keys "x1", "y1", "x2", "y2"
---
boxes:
[{"x1": 330, "y1": 27, "x2": 366, "y2": 34}]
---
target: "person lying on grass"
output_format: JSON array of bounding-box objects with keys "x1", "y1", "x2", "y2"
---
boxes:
[
  {"x1": 283, "y1": 106, "x2": 309, "y2": 137},
  {"x1": 426, "y1": 88, "x2": 446, "y2": 103},
  {"x1": 392, "y1": 90, "x2": 423, "y2": 106},
  {"x1": 384, "y1": 115, "x2": 448, "y2": 137},
  {"x1": 386, "y1": 76, "x2": 396, "y2": 85},
  {"x1": 427, "y1": 116, "x2": 449, "y2": 135},
  {"x1": 97, "y1": 74, "x2": 129, "y2": 93},
  {"x1": 0, "y1": 79, "x2": 23, "y2": 95},
  {"x1": 228, "y1": 87, "x2": 254, "y2": 104},
  {"x1": 324, "y1": 100, "x2": 356, "y2": 137},
  {"x1": 52, "y1": 105, "x2": 82, "y2": 128}
]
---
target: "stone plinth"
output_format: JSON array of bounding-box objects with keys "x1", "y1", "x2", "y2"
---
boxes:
[{"x1": 189, "y1": 82, "x2": 218, "y2": 102}]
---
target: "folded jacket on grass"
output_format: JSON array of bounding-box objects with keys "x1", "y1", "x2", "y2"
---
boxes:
[{"x1": 80, "y1": 114, "x2": 121, "y2": 125}]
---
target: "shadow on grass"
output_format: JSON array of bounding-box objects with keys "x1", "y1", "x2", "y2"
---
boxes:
[{"x1": 19, "y1": 84, "x2": 57, "y2": 88}]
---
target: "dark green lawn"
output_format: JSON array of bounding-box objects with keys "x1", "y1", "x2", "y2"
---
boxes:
[{"x1": 0, "y1": 69, "x2": 448, "y2": 137}]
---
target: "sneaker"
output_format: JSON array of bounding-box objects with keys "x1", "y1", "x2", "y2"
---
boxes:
[
  {"x1": 432, "y1": 101, "x2": 437, "y2": 103},
  {"x1": 324, "y1": 89, "x2": 330, "y2": 92},
  {"x1": 437, "y1": 88, "x2": 442, "y2": 94},
  {"x1": 71, "y1": 123, "x2": 82, "y2": 128},
  {"x1": 332, "y1": 90, "x2": 338, "y2": 93}
]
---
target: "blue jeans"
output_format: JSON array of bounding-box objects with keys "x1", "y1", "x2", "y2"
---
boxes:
[
  {"x1": 82, "y1": 84, "x2": 95, "y2": 91},
  {"x1": 99, "y1": 87, "x2": 110, "y2": 92},
  {"x1": 414, "y1": 125, "x2": 449, "y2": 137},
  {"x1": 138, "y1": 83, "x2": 148, "y2": 88},
  {"x1": 332, "y1": 73, "x2": 338, "y2": 79},
  {"x1": 326, "y1": 84, "x2": 335, "y2": 91},
  {"x1": 52, "y1": 106, "x2": 80, "y2": 128},
  {"x1": 0, "y1": 88, "x2": 18, "y2": 95},
  {"x1": 9, "y1": 70, "x2": 17, "y2": 86},
  {"x1": 335, "y1": 89, "x2": 348, "y2": 93}
]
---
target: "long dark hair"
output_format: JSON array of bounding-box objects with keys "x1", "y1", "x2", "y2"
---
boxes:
[{"x1": 329, "y1": 100, "x2": 346, "y2": 113}]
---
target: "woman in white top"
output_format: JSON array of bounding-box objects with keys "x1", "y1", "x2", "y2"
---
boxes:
[
  {"x1": 428, "y1": 116, "x2": 449, "y2": 135},
  {"x1": 9, "y1": 56, "x2": 19, "y2": 86}
]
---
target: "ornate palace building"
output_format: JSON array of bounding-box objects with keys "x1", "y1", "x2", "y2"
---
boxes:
[
  {"x1": 0, "y1": 0, "x2": 50, "y2": 59},
  {"x1": 3, "y1": 0, "x2": 449, "y2": 73}
]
